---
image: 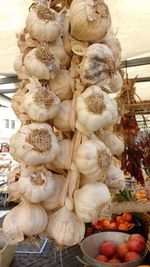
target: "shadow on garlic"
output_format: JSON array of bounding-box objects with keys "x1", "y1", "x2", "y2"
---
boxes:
[
  {"x1": 9, "y1": 123, "x2": 59, "y2": 166},
  {"x1": 105, "y1": 164, "x2": 125, "y2": 194},
  {"x1": 42, "y1": 174, "x2": 65, "y2": 211},
  {"x1": 7, "y1": 167, "x2": 21, "y2": 201}
]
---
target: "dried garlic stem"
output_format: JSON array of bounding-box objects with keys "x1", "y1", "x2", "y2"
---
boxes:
[
  {"x1": 68, "y1": 166, "x2": 80, "y2": 200},
  {"x1": 69, "y1": 91, "x2": 80, "y2": 131},
  {"x1": 59, "y1": 170, "x2": 71, "y2": 206}
]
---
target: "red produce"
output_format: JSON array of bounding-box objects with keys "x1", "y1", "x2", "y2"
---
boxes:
[
  {"x1": 100, "y1": 241, "x2": 116, "y2": 258},
  {"x1": 124, "y1": 251, "x2": 141, "y2": 262}
]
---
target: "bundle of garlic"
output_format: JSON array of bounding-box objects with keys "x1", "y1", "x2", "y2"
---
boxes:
[
  {"x1": 3, "y1": 200, "x2": 48, "y2": 244},
  {"x1": 5, "y1": 0, "x2": 125, "y2": 248}
]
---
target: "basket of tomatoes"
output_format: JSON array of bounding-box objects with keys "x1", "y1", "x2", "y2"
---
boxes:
[{"x1": 85, "y1": 212, "x2": 145, "y2": 237}]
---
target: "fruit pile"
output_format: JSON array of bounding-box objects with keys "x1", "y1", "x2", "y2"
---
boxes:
[
  {"x1": 95, "y1": 234, "x2": 146, "y2": 264},
  {"x1": 93, "y1": 212, "x2": 135, "y2": 232},
  {"x1": 135, "y1": 190, "x2": 149, "y2": 202}
]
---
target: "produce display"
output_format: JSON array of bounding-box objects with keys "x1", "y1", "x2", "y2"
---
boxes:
[
  {"x1": 3, "y1": 0, "x2": 125, "y2": 247},
  {"x1": 95, "y1": 234, "x2": 146, "y2": 264}
]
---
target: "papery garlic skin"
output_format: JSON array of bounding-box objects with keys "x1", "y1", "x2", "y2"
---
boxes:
[
  {"x1": 10, "y1": 123, "x2": 59, "y2": 166},
  {"x1": 23, "y1": 80, "x2": 60, "y2": 122},
  {"x1": 109, "y1": 71, "x2": 123, "y2": 93},
  {"x1": 70, "y1": 0, "x2": 111, "y2": 42},
  {"x1": 24, "y1": 47, "x2": 60, "y2": 80},
  {"x1": 99, "y1": 29, "x2": 122, "y2": 69},
  {"x1": 18, "y1": 165, "x2": 55, "y2": 203},
  {"x1": 79, "y1": 44, "x2": 115, "y2": 90},
  {"x1": 76, "y1": 85, "x2": 119, "y2": 135},
  {"x1": 105, "y1": 164, "x2": 125, "y2": 193},
  {"x1": 74, "y1": 182, "x2": 111, "y2": 223},
  {"x1": 93, "y1": 129, "x2": 124, "y2": 156},
  {"x1": 42, "y1": 174, "x2": 65, "y2": 211},
  {"x1": 49, "y1": 70, "x2": 72, "y2": 100},
  {"x1": 7, "y1": 167, "x2": 21, "y2": 201},
  {"x1": 75, "y1": 139, "x2": 111, "y2": 182},
  {"x1": 46, "y1": 139, "x2": 72, "y2": 170},
  {"x1": 47, "y1": 206, "x2": 85, "y2": 246},
  {"x1": 49, "y1": 37, "x2": 71, "y2": 68},
  {"x1": 14, "y1": 53, "x2": 30, "y2": 80},
  {"x1": 3, "y1": 201, "x2": 48, "y2": 244},
  {"x1": 53, "y1": 100, "x2": 72, "y2": 131},
  {"x1": 26, "y1": 3, "x2": 61, "y2": 42}
]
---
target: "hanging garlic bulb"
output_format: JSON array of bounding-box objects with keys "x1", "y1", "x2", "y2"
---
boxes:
[
  {"x1": 42, "y1": 174, "x2": 65, "y2": 211},
  {"x1": 18, "y1": 165, "x2": 55, "y2": 203},
  {"x1": 24, "y1": 46, "x2": 60, "y2": 80},
  {"x1": 70, "y1": 0, "x2": 111, "y2": 42},
  {"x1": 7, "y1": 167, "x2": 21, "y2": 201},
  {"x1": 26, "y1": 3, "x2": 61, "y2": 42},
  {"x1": 99, "y1": 29, "x2": 122, "y2": 68},
  {"x1": 49, "y1": 69, "x2": 72, "y2": 100},
  {"x1": 53, "y1": 100, "x2": 72, "y2": 131},
  {"x1": 74, "y1": 182, "x2": 111, "y2": 222},
  {"x1": 74, "y1": 139, "x2": 111, "y2": 182},
  {"x1": 76, "y1": 85, "x2": 119, "y2": 135},
  {"x1": 93, "y1": 129, "x2": 124, "y2": 156},
  {"x1": 47, "y1": 206, "x2": 85, "y2": 246},
  {"x1": 105, "y1": 164, "x2": 125, "y2": 193},
  {"x1": 49, "y1": 37, "x2": 71, "y2": 68},
  {"x1": 109, "y1": 71, "x2": 123, "y2": 93},
  {"x1": 10, "y1": 123, "x2": 59, "y2": 166},
  {"x1": 3, "y1": 201, "x2": 48, "y2": 244},
  {"x1": 23, "y1": 78, "x2": 60, "y2": 122},
  {"x1": 11, "y1": 88, "x2": 31, "y2": 124},
  {"x1": 46, "y1": 139, "x2": 72, "y2": 170},
  {"x1": 13, "y1": 53, "x2": 30, "y2": 80},
  {"x1": 79, "y1": 44, "x2": 116, "y2": 90}
]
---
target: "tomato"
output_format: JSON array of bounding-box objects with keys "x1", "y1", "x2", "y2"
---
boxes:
[
  {"x1": 103, "y1": 219, "x2": 111, "y2": 229},
  {"x1": 118, "y1": 223, "x2": 129, "y2": 231},
  {"x1": 109, "y1": 222, "x2": 117, "y2": 230},
  {"x1": 123, "y1": 212, "x2": 133, "y2": 222},
  {"x1": 116, "y1": 216, "x2": 124, "y2": 224}
]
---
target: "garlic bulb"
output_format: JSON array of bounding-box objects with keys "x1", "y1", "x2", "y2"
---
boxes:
[
  {"x1": 74, "y1": 139, "x2": 111, "y2": 181},
  {"x1": 49, "y1": 37, "x2": 71, "y2": 68},
  {"x1": 74, "y1": 182, "x2": 111, "y2": 222},
  {"x1": 10, "y1": 123, "x2": 59, "y2": 166},
  {"x1": 3, "y1": 201, "x2": 48, "y2": 244},
  {"x1": 7, "y1": 167, "x2": 21, "y2": 201},
  {"x1": 105, "y1": 164, "x2": 125, "y2": 193},
  {"x1": 93, "y1": 129, "x2": 124, "y2": 156},
  {"x1": 79, "y1": 44, "x2": 115, "y2": 89},
  {"x1": 47, "y1": 206, "x2": 85, "y2": 246},
  {"x1": 70, "y1": 0, "x2": 111, "y2": 42},
  {"x1": 99, "y1": 30, "x2": 121, "y2": 68},
  {"x1": 26, "y1": 3, "x2": 61, "y2": 42},
  {"x1": 76, "y1": 85, "x2": 119, "y2": 135},
  {"x1": 46, "y1": 139, "x2": 72, "y2": 170},
  {"x1": 24, "y1": 46, "x2": 60, "y2": 80},
  {"x1": 53, "y1": 100, "x2": 72, "y2": 131},
  {"x1": 42, "y1": 174, "x2": 65, "y2": 211},
  {"x1": 23, "y1": 79, "x2": 60, "y2": 122},
  {"x1": 14, "y1": 54, "x2": 30, "y2": 80},
  {"x1": 109, "y1": 71, "x2": 123, "y2": 93},
  {"x1": 18, "y1": 165, "x2": 55, "y2": 203},
  {"x1": 49, "y1": 69, "x2": 72, "y2": 100}
]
